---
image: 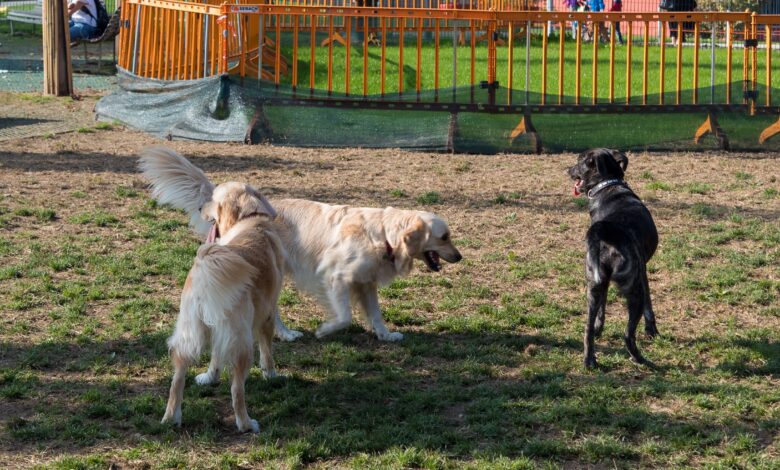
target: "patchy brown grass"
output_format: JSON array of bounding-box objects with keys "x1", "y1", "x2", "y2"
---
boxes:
[{"x1": 0, "y1": 92, "x2": 779, "y2": 469}]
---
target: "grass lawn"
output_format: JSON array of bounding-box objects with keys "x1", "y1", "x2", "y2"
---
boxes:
[
  {"x1": 1, "y1": 92, "x2": 779, "y2": 468},
  {"x1": 268, "y1": 32, "x2": 780, "y2": 105}
]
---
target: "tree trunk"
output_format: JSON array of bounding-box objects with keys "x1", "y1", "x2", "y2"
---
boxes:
[{"x1": 43, "y1": 0, "x2": 73, "y2": 96}]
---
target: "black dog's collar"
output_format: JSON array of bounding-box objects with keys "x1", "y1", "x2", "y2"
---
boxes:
[{"x1": 587, "y1": 179, "x2": 627, "y2": 199}]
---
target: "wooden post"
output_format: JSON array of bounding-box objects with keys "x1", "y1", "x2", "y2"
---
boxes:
[{"x1": 43, "y1": 0, "x2": 74, "y2": 96}]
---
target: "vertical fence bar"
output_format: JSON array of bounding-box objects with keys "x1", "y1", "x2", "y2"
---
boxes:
[
  {"x1": 178, "y1": 11, "x2": 186, "y2": 79},
  {"x1": 743, "y1": 21, "x2": 748, "y2": 104},
  {"x1": 541, "y1": 21, "x2": 547, "y2": 105},
  {"x1": 575, "y1": 21, "x2": 581, "y2": 105},
  {"x1": 726, "y1": 21, "x2": 732, "y2": 104},
  {"x1": 693, "y1": 22, "x2": 699, "y2": 104},
  {"x1": 642, "y1": 21, "x2": 648, "y2": 105},
  {"x1": 345, "y1": 15, "x2": 351, "y2": 96},
  {"x1": 211, "y1": 14, "x2": 218, "y2": 76},
  {"x1": 150, "y1": 7, "x2": 159, "y2": 78},
  {"x1": 710, "y1": 20, "x2": 715, "y2": 104},
  {"x1": 676, "y1": 22, "x2": 682, "y2": 105},
  {"x1": 140, "y1": 5, "x2": 151, "y2": 76},
  {"x1": 363, "y1": 14, "x2": 368, "y2": 98},
  {"x1": 381, "y1": 17, "x2": 386, "y2": 96},
  {"x1": 751, "y1": 13, "x2": 757, "y2": 114},
  {"x1": 625, "y1": 21, "x2": 632, "y2": 105},
  {"x1": 524, "y1": 20, "x2": 530, "y2": 105},
  {"x1": 435, "y1": 19, "x2": 440, "y2": 99},
  {"x1": 558, "y1": 20, "x2": 564, "y2": 104},
  {"x1": 416, "y1": 18, "x2": 422, "y2": 98},
  {"x1": 470, "y1": 19, "x2": 476, "y2": 99},
  {"x1": 452, "y1": 22, "x2": 457, "y2": 101},
  {"x1": 310, "y1": 15, "x2": 316, "y2": 92},
  {"x1": 399, "y1": 16, "x2": 404, "y2": 95},
  {"x1": 293, "y1": 14, "x2": 299, "y2": 89},
  {"x1": 131, "y1": 4, "x2": 142, "y2": 73},
  {"x1": 275, "y1": 14, "x2": 281, "y2": 85},
  {"x1": 258, "y1": 13, "x2": 263, "y2": 81},
  {"x1": 767, "y1": 24, "x2": 772, "y2": 106},
  {"x1": 328, "y1": 15, "x2": 334, "y2": 94},
  {"x1": 592, "y1": 21, "x2": 598, "y2": 105},
  {"x1": 609, "y1": 19, "x2": 615, "y2": 103},
  {"x1": 508, "y1": 22, "x2": 513, "y2": 105},
  {"x1": 659, "y1": 21, "x2": 665, "y2": 104}
]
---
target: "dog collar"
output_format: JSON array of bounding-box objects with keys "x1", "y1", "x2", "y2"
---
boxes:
[
  {"x1": 384, "y1": 240, "x2": 395, "y2": 263},
  {"x1": 587, "y1": 179, "x2": 626, "y2": 199}
]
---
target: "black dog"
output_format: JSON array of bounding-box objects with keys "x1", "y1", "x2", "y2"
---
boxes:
[{"x1": 567, "y1": 148, "x2": 659, "y2": 368}]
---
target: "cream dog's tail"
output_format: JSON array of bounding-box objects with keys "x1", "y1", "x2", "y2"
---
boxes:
[
  {"x1": 169, "y1": 244, "x2": 258, "y2": 364},
  {"x1": 138, "y1": 146, "x2": 215, "y2": 238}
]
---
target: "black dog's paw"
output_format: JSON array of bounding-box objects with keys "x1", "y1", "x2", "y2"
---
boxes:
[
  {"x1": 583, "y1": 356, "x2": 598, "y2": 369},
  {"x1": 593, "y1": 325, "x2": 604, "y2": 338},
  {"x1": 629, "y1": 355, "x2": 658, "y2": 370},
  {"x1": 645, "y1": 325, "x2": 660, "y2": 339}
]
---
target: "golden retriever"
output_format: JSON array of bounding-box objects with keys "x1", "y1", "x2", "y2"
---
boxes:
[
  {"x1": 161, "y1": 182, "x2": 284, "y2": 433},
  {"x1": 140, "y1": 147, "x2": 462, "y2": 343}
]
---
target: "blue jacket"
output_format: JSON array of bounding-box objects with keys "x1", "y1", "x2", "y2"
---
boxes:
[{"x1": 587, "y1": 0, "x2": 604, "y2": 11}]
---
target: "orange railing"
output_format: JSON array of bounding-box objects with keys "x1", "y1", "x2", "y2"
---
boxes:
[{"x1": 116, "y1": 1, "x2": 780, "y2": 143}]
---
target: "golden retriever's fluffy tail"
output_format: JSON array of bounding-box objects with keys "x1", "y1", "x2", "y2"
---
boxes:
[
  {"x1": 138, "y1": 146, "x2": 215, "y2": 238},
  {"x1": 168, "y1": 245, "x2": 258, "y2": 363}
]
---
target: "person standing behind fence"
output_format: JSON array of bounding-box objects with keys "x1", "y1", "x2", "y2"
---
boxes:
[
  {"x1": 587, "y1": 0, "x2": 609, "y2": 42},
  {"x1": 565, "y1": 0, "x2": 579, "y2": 39},
  {"x1": 660, "y1": 0, "x2": 696, "y2": 46},
  {"x1": 610, "y1": 0, "x2": 623, "y2": 45},
  {"x1": 67, "y1": 0, "x2": 98, "y2": 40}
]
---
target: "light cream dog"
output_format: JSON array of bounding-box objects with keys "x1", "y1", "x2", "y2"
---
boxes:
[
  {"x1": 161, "y1": 182, "x2": 284, "y2": 433},
  {"x1": 140, "y1": 147, "x2": 462, "y2": 343}
]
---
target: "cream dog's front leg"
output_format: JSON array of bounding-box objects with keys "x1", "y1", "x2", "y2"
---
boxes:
[{"x1": 355, "y1": 283, "x2": 403, "y2": 342}]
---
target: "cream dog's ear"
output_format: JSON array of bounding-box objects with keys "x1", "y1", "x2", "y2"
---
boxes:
[
  {"x1": 393, "y1": 217, "x2": 428, "y2": 274},
  {"x1": 237, "y1": 192, "x2": 271, "y2": 220},
  {"x1": 246, "y1": 186, "x2": 277, "y2": 218}
]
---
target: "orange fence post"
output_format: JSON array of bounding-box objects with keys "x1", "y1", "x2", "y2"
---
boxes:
[
  {"x1": 592, "y1": 21, "x2": 598, "y2": 105},
  {"x1": 609, "y1": 19, "x2": 615, "y2": 103},
  {"x1": 558, "y1": 20, "x2": 564, "y2": 104},
  {"x1": 693, "y1": 22, "x2": 699, "y2": 104},
  {"x1": 575, "y1": 20, "x2": 581, "y2": 105},
  {"x1": 676, "y1": 22, "x2": 682, "y2": 105},
  {"x1": 642, "y1": 21, "x2": 648, "y2": 105},
  {"x1": 541, "y1": 21, "x2": 547, "y2": 105},
  {"x1": 625, "y1": 20, "x2": 631, "y2": 105},
  {"x1": 659, "y1": 21, "x2": 665, "y2": 105}
]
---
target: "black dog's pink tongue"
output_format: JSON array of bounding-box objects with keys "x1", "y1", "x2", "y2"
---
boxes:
[
  {"x1": 206, "y1": 224, "x2": 218, "y2": 243},
  {"x1": 573, "y1": 185, "x2": 581, "y2": 196}
]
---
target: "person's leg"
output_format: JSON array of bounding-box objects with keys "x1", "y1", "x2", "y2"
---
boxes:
[{"x1": 69, "y1": 22, "x2": 97, "y2": 41}]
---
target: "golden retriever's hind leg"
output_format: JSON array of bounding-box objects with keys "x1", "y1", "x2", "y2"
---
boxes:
[
  {"x1": 273, "y1": 306, "x2": 304, "y2": 342},
  {"x1": 161, "y1": 349, "x2": 190, "y2": 426},
  {"x1": 231, "y1": 348, "x2": 259, "y2": 433},
  {"x1": 257, "y1": 313, "x2": 277, "y2": 378},
  {"x1": 195, "y1": 352, "x2": 221, "y2": 386},
  {"x1": 356, "y1": 283, "x2": 403, "y2": 342}
]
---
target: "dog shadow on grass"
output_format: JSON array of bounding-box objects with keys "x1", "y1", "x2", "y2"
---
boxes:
[{"x1": 1, "y1": 327, "x2": 777, "y2": 464}]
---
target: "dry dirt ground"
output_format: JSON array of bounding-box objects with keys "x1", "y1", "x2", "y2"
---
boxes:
[{"x1": 0, "y1": 92, "x2": 779, "y2": 469}]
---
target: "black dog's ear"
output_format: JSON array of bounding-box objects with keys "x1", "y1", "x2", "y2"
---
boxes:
[
  {"x1": 594, "y1": 149, "x2": 624, "y2": 178},
  {"x1": 610, "y1": 150, "x2": 628, "y2": 172}
]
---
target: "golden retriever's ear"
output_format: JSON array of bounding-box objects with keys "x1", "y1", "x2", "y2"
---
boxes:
[
  {"x1": 246, "y1": 186, "x2": 277, "y2": 218},
  {"x1": 401, "y1": 218, "x2": 428, "y2": 255},
  {"x1": 237, "y1": 192, "x2": 270, "y2": 219}
]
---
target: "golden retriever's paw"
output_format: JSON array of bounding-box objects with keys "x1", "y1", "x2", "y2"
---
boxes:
[
  {"x1": 377, "y1": 331, "x2": 404, "y2": 342},
  {"x1": 275, "y1": 328, "x2": 304, "y2": 342},
  {"x1": 195, "y1": 372, "x2": 218, "y2": 386},
  {"x1": 161, "y1": 409, "x2": 182, "y2": 426},
  {"x1": 237, "y1": 418, "x2": 260, "y2": 433}
]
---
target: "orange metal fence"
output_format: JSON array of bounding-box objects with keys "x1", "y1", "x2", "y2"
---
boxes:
[{"x1": 116, "y1": 0, "x2": 780, "y2": 144}]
